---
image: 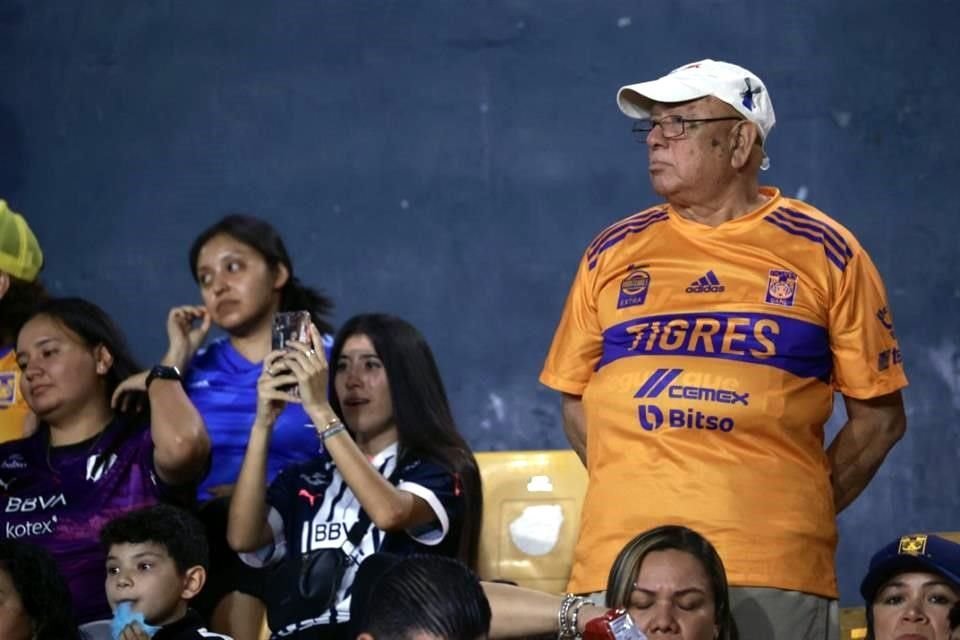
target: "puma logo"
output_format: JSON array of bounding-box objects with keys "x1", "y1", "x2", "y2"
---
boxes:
[{"x1": 298, "y1": 488, "x2": 321, "y2": 508}]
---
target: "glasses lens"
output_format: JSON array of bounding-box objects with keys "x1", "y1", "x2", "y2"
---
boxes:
[{"x1": 661, "y1": 116, "x2": 684, "y2": 138}]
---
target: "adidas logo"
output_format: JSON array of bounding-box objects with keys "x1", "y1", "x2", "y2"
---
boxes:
[{"x1": 685, "y1": 270, "x2": 725, "y2": 293}]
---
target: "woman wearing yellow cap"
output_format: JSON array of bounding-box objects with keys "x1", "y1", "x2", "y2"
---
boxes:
[{"x1": 0, "y1": 199, "x2": 46, "y2": 443}]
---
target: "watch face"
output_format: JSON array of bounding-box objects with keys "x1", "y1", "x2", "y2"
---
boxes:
[{"x1": 147, "y1": 366, "x2": 181, "y2": 387}]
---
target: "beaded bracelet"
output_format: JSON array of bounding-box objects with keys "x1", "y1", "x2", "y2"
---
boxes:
[
  {"x1": 558, "y1": 593, "x2": 576, "y2": 639},
  {"x1": 570, "y1": 597, "x2": 593, "y2": 638},
  {"x1": 558, "y1": 593, "x2": 588, "y2": 639}
]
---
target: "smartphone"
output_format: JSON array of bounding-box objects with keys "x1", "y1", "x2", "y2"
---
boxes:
[
  {"x1": 272, "y1": 310, "x2": 312, "y2": 351},
  {"x1": 271, "y1": 311, "x2": 311, "y2": 395}
]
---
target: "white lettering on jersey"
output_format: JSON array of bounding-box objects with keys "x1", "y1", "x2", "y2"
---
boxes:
[
  {"x1": 301, "y1": 520, "x2": 349, "y2": 552},
  {"x1": 5, "y1": 515, "x2": 57, "y2": 538},
  {"x1": 5, "y1": 494, "x2": 66, "y2": 512},
  {"x1": 1, "y1": 454, "x2": 26, "y2": 470}
]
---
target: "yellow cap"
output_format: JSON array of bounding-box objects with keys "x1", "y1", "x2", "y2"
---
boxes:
[{"x1": 0, "y1": 200, "x2": 43, "y2": 282}]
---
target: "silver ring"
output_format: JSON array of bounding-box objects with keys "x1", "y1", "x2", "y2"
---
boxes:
[{"x1": 308, "y1": 349, "x2": 317, "y2": 358}]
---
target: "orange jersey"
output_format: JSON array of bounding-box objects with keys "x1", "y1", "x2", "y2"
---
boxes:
[
  {"x1": 540, "y1": 187, "x2": 907, "y2": 598},
  {"x1": 0, "y1": 347, "x2": 29, "y2": 443}
]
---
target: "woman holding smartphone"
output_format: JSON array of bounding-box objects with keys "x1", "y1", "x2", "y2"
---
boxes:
[
  {"x1": 227, "y1": 314, "x2": 482, "y2": 640},
  {"x1": 114, "y1": 214, "x2": 335, "y2": 640}
]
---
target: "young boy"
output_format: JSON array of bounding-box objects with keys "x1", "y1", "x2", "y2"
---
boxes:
[{"x1": 100, "y1": 504, "x2": 233, "y2": 640}]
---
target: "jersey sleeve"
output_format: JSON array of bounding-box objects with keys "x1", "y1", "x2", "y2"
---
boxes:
[
  {"x1": 396, "y1": 460, "x2": 461, "y2": 546},
  {"x1": 539, "y1": 251, "x2": 604, "y2": 395},
  {"x1": 829, "y1": 249, "x2": 908, "y2": 398}
]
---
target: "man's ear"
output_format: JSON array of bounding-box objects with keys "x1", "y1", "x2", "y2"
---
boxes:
[
  {"x1": 0, "y1": 272, "x2": 9, "y2": 300},
  {"x1": 729, "y1": 121, "x2": 760, "y2": 170},
  {"x1": 180, "y1": 565, "x2": 206, "y2": 600}
]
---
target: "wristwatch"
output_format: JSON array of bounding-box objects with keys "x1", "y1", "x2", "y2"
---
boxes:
[{"x1": 145, "y1": 365, "x2": 183, "y2": 389}]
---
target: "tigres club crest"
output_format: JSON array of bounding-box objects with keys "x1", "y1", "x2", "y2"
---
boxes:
[
  {"x1": 618, "y1": 266, "x2": 651, "y2": 309},
  {"x1": 765, "y1": 269, "x2": 799, "y2": 307},
  {"x1": 898, "y1": 534, "x2": 928, "y2": 556},
  {"x1": 0, "y1": 372, "x2": 17, "y2": 407}
]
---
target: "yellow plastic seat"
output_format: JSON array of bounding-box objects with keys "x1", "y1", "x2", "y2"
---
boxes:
[
  {"x1": 839, "y1": 606, "x2": 866, "y2": 640},
  {"x1": 475, "y1": 450, "x2": 588, "y2": 593}
]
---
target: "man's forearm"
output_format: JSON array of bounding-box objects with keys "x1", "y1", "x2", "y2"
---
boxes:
[{"x1": 827, "y1": 407, "x2": 905, "y2": 513}]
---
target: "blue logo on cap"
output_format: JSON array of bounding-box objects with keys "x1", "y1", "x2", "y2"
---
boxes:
[{"x1": 741, "y1": 78, "x2": 762, "y2": 111}]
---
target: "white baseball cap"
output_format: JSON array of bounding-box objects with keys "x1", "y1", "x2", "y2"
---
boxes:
[{"x1": 617, "y1": 59, "x2": 776, "y2": 153}]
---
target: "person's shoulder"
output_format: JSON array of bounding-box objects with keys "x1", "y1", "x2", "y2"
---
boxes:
[
  {"x1": 395, "y1": 453, "x2": 453, "y2": 481},
  {"x1": 0, "y1": 428, "x2": 41, "y2": 456},
  {"x1": 273, "y1": 451, "x2": 332, "y2": 485},
  {"x1": 190, "y1": 336, "x2": 230, "y2": 366},
  {"x1": 161, "y1": 610, "x2": 233, "y2": 639},
  {"x1": 774, "y1": 195, "x2": 866, "y2": 255},
  {"x1": 0, "y1": 438, "x2": 31, "y2": 478},
  {"x1": 585, "y1": 203, "x2": 670, "y2": 253}
]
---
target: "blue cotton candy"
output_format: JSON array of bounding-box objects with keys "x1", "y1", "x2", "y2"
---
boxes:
[{"x1": 111, "y1": 602, "x2": 162, "y2": 639}]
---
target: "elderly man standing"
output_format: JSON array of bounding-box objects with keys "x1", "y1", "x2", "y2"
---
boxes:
[{"x1": 540, "y1": 59, "x2": 907, "y2": 639}]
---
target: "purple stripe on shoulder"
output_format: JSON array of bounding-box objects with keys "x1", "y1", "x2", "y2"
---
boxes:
[
  {"x1": 775, "y1": 207, "x2": 853, "y2": 257},
  {"x1": 764, "y1": 217, "x2": 847, "y2": 271},
  {"x1": 588, "y1": 208, "x2": 668, "y2": 257},
  {"x1": 587, "y1": 213, "x2": 669, "y2": 270}
]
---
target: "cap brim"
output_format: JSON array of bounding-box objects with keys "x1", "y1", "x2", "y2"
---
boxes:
[
  {"x1": 860, "y1": 555, "x2": 960, "y2": 602},
  {"x1": 617, "y1": 78, "x2": 709, "y2": 119}
]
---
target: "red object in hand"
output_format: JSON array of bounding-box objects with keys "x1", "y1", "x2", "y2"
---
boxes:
[{"x1": 583, "y1": 609, "x2": 648, "y2": 640}]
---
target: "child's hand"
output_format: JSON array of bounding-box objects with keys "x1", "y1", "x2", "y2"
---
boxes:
[
  {"x1": 111, "y1": 602, "x2": 161, "y2": 640},
  {"x1": 118, "y1": 622, "x2": 153, "y2": 640}
]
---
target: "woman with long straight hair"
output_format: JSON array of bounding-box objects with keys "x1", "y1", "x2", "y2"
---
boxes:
[
  {"x1": 228, "y1": 313, "x2": 482, "y2": 639},
  {"x1": 0, "y1": 297, "x2": 209, "y2": 626}
]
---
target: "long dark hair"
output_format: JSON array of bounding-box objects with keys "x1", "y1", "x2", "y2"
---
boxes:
[
  {"x1": 19, "y1": 297, "x2": 144, "y2": 423},
  {"x1": 188, "y1": 214, "x2": 334, "y2": 335},
  {"x1": 0, "y1": 539, "x2": 83, "y2": 639},
  {"x1": 329, "y1": 314, "x2": 482, "y2": 570},
  {"x1": 0, "y1": 275, "x2": 47, "y2": 344},
  {"x1": 606, "y1": 525, "x2": 738, "y2": 640}
]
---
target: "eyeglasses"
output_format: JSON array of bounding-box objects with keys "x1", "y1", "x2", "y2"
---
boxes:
[{"x1": 632, "y1": 115, "x2": 743, "y2": 142}]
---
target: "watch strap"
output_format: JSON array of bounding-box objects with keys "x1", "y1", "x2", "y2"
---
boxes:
[{"x1": 145, "y1": 365, "x2": 182, "y2": 389}]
